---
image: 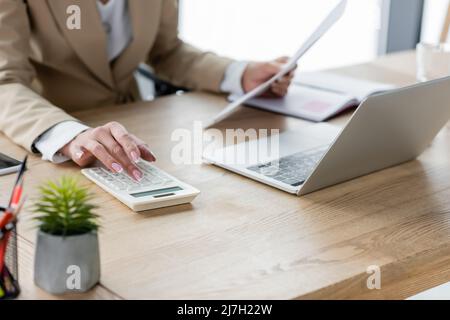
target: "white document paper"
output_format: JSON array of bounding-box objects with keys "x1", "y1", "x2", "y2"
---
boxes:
[
  {"x1": 294, "y1": 71, "x2": 396, "y2": 102},
  {"x1": 205, "y1": 0, "x2": 348, "y2": 128}
]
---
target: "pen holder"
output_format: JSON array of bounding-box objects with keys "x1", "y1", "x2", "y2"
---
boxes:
[{"x1": 0, "y1": 223, "x2": 21, "y2": 300}]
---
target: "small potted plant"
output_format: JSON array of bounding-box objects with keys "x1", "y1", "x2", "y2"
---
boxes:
[{"x1": 33, "y1": 176, "x2": 100, "y2": 295}]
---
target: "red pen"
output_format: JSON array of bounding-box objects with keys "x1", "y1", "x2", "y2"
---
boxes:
[
  {"x1": 0, "y1": 193, "x2": 27, "y2": 232},
  {"x1": 0, "y1": 180, "x2": 22, "y2": 230},
  {"x1": 8, "y1": 156, "x2": 27, "y2": 208},
  {"x1": 1, "y1": 157, "x2": 26, "y2": 230},
  {"x1": 0, "y1": 211, "x2": 13, "y2": 230},
  {"x1": 10, "y1": 179, "x2": 23, "y2": 209}
]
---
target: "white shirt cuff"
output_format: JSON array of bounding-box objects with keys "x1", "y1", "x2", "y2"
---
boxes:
[
  {"x1": 34, "y1": 121, "x2": 90, "y2": 164},
  {"x1": 220, "y1": 61, "x2": 248, "y2": 96}
]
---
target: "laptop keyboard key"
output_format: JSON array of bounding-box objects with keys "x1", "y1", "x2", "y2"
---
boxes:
[{"x1": 247, "y1": 147, "x2": 327, "y2": 187}]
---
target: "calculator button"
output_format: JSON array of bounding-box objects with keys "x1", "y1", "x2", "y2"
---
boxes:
[
  {"x1": 151, "y1": 177, "x2": 163, "y2": 184},
  {"x1": 111, "y1": 181, "x2": 127, "y2": 190},
  {"x1": 140, "y1": 177, "x2": 152, "y2": 185},
  {"x1": 86, "y1": 163, "x2": 180, "y2": 195},
  {"x1": 127, "y1": 187, "x2": 144, "y2": 192},
  {"x1": 127, "y1": 185, "x2": 146, "y2": 192}
]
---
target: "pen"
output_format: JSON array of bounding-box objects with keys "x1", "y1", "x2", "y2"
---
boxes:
[
  {"x1": 12, "y1": 156, "x2": 27, "y2": 186},
  {"x1": 0, "y1": 156, "x2": 26, "y2": 300},
  {"x1": 0, "y1": 156, "x2": 27, "y2": 230},
  {"x1": 0, "y1": 195, "x2": 19, "y2": 230},
  {"x1": 0, "y1": 196, "x2": 26, "y2": 241},
  {"x1": 0, "y1": 212, "x2": 13, "y2": 230},
  {"x1": 8, "y1": 156, "x2": 27, "y2": 208},
  {"x1": 10, "y1": 178, "x2": 24, "y2": 209}
]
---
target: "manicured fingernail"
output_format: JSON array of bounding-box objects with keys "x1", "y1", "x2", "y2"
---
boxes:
[
  {"x1": 131, "y1": 151, "x2": 140, "y2": 162},
  {"x1": 133, "y1": 169, "x2": 143, "y2": 181},
  {"x1": 112, "y1": 163, "x2": 123, "y2": 173},
  {"x1": 150, "y1": 151, "x2": 156, "y2": 161},
  {"x1": 75, "y1": 151, "x2": 84, "y2": 159}
]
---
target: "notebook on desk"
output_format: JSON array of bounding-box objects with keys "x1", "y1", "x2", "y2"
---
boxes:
[{"x1": 229, "y1": 71, "x2": 396, "y2": 122}]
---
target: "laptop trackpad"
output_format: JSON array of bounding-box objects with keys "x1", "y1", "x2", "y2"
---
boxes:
[
  {"x1": 279, "y1": 123, "x2": 341, "y2": 156},
  {"x1": 204, "y1": 123, "x2": 341, "y2": 168}
]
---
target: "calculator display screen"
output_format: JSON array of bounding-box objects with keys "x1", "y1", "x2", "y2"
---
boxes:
[{"x1": 130, "y1": 186, "x2": 183, "y2": 198}]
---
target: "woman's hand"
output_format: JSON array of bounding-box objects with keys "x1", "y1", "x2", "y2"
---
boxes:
[
  {"x1": 242, "y1": 56, "x2": 296, "y2": 97},
  {"x1": 60, "y1": 121, "x2": 156, "y2": 180}
]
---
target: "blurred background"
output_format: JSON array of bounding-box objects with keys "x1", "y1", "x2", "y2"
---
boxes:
[
  {"x1": 139, "y1": 0, "x2": 449, "y2": 98},
  {"x1": 178, "y1": 0, "x2": 446, "y2": 71}
]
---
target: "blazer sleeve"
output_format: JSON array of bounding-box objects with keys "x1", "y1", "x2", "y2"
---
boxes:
[
  {"x1": 0, "y1": 0, "x2": 77, "y2": 152},
  {"x1": 146, "y1": 0, "x2": 235, "y2": 93}
]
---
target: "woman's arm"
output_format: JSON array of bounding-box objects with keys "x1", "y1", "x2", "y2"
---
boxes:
[
  {"x1": 0, "y1": 0, "x2": 156, "y2": 179},
  {"x1": 0, "y1": 0, "x2": 77, "y2": 151}
]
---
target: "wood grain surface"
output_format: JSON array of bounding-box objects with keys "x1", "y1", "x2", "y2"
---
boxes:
[{"x1": 2, "y1": 51, "x2": 450, "y2": 299}]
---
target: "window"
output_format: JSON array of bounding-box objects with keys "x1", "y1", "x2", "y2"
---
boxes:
[
  {"x1": 421, "y1": 0, "x2": 449, "y2": 43},
  {"x1": 179, "y1": 0, "x2": 383, "y2": 71}
]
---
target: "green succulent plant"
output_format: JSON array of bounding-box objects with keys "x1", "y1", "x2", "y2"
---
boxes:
[{"x1": 34, "y1": 176, "x2": 99, "y2": 236}]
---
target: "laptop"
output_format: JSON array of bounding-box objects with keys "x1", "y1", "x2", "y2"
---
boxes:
[{"x1": 203, "y1": 77, "x2": 450, "y2": 195}]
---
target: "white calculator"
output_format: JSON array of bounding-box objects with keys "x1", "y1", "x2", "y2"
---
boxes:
[{"x1": 82, "y1": 161, "x2": 200, "y2": 212}]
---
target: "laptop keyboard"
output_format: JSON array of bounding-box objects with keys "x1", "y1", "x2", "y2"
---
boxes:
[{"x1": 247, "y1": 147, "x2": 328, "y2": 187}]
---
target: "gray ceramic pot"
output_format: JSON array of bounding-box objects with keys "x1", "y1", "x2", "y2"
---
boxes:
[{"x1": 34, "y1": 231, "x2": 100, "y2": 295}]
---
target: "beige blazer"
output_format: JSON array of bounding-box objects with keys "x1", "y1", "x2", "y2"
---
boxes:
[{"x1": 0, "y1": 0, "x2": 233, "y2": 151}]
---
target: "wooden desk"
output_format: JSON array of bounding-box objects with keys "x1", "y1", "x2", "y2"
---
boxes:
[{"x1": 3, "y1": 51, "x2": 450, "y2": 300}]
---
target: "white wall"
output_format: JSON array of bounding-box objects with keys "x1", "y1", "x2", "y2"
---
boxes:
[
  {"x1": 421, "y1": 0, "x2": 449, "y2": 43},
  {"x1": 179, "y1": 0, "x2": 382, "y2": 71}
]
